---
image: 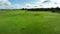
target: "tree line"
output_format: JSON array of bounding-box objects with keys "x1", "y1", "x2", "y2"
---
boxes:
[
  {"x1": 0, "y1": 7, "x2": 60, "y2": 13},
  {"x1": 21, "y1": 7, "x2": 60, "y2": 12}
]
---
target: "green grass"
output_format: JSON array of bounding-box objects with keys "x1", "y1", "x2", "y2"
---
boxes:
[{"x1": 0, "y1": 10, "x2": 60, "y2": 34}]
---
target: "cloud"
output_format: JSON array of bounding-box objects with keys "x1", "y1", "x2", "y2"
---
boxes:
[
  {"x1": 0, "y1": 0, "x2": 21, "y2": 9},
  {"x1": 11, "y1": 4, "x2": 21, "y2": 9},
  {"x1": 25, "y1": 0, "x2": 60, "y2": 8},
  {"x1": 0, "y1": 0, "x2": 11, "y2": 9},
  {"x1": 38, "y1": 0, "x2": 60, "y2": 7},
  {"x1": 25, "y1": 3, "x2": 33, "y2": 9},
  {"x1": 0, "y1": 0, "x2": 60, "y2": 9}
]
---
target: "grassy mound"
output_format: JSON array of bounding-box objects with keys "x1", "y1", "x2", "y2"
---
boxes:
[{"x1": 0, "y1": 10, "x2": 60, "y2": 34}]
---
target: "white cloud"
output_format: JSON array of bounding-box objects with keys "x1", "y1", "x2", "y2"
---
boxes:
[
  {"x1": 0, "y1": 0, "x2": 11, "y2": 9},
  {"x1": 25, "y1": 3, "x2": 33, "y2": 9},
  {"x1": 11, "y1": 4, "x2": 21, "y2": 9},
  {"x1": 0, "y1": 0, "x2": 21, "y2": 9},
  {"x1": 38, "y1": 0, "x2": 60, "y2": 8},
  {"x1": 25, "y1": 0, "x2": 60, "y2": 8},
  {"x1": 0, "y1": 0, "x2": 60, "y2": 9}
]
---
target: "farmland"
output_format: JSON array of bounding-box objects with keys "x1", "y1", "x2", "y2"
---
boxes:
[{"x1": 0, "y1": 10, "x2": 60, "y2": 34}]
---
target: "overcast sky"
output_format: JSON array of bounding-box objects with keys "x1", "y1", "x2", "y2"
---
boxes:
[{"x1": 0, "y1": 0, "x2": 60, "y2": 9}]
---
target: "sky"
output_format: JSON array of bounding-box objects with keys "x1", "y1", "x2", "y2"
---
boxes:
[{"x1": 0, "y1": 0, "x2": 60, "y2": 9}]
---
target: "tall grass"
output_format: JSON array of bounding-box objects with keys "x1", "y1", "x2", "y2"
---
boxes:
[{"x1": 0, "y1": 10, "x2": 60, "y2": 34}]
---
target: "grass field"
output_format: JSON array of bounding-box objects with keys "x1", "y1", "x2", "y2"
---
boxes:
[{"x1": 0, "y1": 10, "x2": 60, "y2": 34}]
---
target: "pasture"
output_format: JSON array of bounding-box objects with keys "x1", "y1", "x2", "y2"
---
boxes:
[{"x1": 0, "y1": 10, "x2": 60, "y2": 34}]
